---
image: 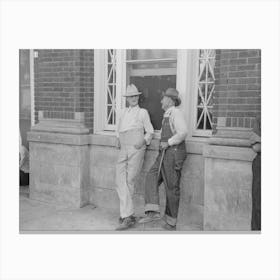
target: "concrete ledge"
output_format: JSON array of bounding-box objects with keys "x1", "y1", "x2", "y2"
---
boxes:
[
  {"x1": 32, "y1": 122, "x2": 89, "y2": 134},
  {"x1": 209, "y1": 137, "x2": 251, "y2": 147},
  {"x1": 28, "y1": 131, "x2": 89, "y2": 146},
  {"x1": 89, "y1": 134, "x2": 161, "y2": 150},
  {"x1": 203, "y1": 145, "x2": 256, "y2": 161},
  {"x1": 32, "y1": 111, "x2": 90, "y2": 135},
  {"x1": 87, "y1": 134, "x2": 208, "y2": 155},
  {"x1": 89, "y1": 134, "x2": 116, "y2": 147},
  {"x1": 186, "y1": 137, "x2": 209, "y2": 154},
  {"x1": 215, "y1": 127, "x2": 253, "y2": 139}
]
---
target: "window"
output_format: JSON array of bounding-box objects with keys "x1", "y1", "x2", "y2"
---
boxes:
[
  {"x1": 126, "y1": 49, "x2": 177, "y2": 130},
  {"x1": 94, "y1": 49, "x2": 215, "y2": 138},
  {"x1": 193, "y1": 49, "x2": 215, "y2": 136},
  {"x1": 105, "y1": 49, "x2": 117, "y2": 130}
]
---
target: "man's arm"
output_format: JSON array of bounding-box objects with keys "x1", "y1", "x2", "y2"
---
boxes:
[
  {"x1": 167, "y1": 109, "x2": 187, "y2": 146},
  {"x1": 250, "y1": 116, "x2": 261, "y2": 153},
  {"x1": 142, "y1": 109, "x2": 154, "y2": 145},
  {"x1": 115, "y1": 109, "x2": 125, "y2": 149}
]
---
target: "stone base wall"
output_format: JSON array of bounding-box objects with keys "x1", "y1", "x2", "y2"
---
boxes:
[
  {"x1": 178, "y1": 154, "x2": 204, "y2": 230},
  {"x1": 28, "y1": 129, "x2": 257, "y2": 230},
  {"x1": 28, "y1": 131, "x2": 90, "y2": 208},
  {"x1": 203, "y1": 144, "x2": 256, "y2": 230}
]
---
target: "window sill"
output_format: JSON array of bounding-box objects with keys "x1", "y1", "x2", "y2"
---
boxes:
[
  {"x1": 89, "y1": 133, "x2": 210, "y2": 153},
  {"x1": 89, "y1": 133, "x2": 116, "y2": 147}
]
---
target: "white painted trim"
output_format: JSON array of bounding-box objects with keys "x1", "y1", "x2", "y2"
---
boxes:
[
  {"x1": 190, "y1": 50, "x2": 209, "y2": 136},
  {"x1": 120, "y1": 49, "x2": 127, "y2": 110},
  {"x1": 192, "y1": 129, "x2": 212, "y2": 137},
  {"x1": 130, "y1": 68, "x2": 176, "y2": 76},
  {"x1": 126, "y1": 58, "x2": 176, "y2": 64},
  {"x1": 29, "y1": 49, "x2": 35, "y2": 126},
  {"x1": 116, "y1": 49, "x2": 126, "y2": 130},
  {"x1": 104, "y1": 50, "x2": 109, "y2": 129},
  {"x1": 94, "y1": 49, "x2": 106, "y2": 133},
  {"x1": 176, "y1": 49, "x2": 188, "y2": 136}
]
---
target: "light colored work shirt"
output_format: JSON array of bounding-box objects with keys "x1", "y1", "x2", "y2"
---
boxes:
[
  {"x1": 19, "y1": 130, "x2": 29, "y2": 173},
  {"x1": 117, "y1": 105, "x2": 154, "y2": 145},
  {"x1": 162, "y1": 106, "x2": 188, "y2": 146}
]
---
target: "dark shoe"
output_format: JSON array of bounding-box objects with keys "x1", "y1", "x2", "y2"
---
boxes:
[
  {"x1": 116, "y1": 216, "x2": 136, "y2": 231},
  {"x1": 119, "y1": 215, "x2": 136, "y2": 224},
  {"x1": 162, "y1": 223, "x2": 176, "y2": 231},
  {"x1": 138, "y1": 211, "x2": 161, "y2": 224}
]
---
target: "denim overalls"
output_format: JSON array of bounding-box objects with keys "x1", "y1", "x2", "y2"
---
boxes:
[{"x1": 144, "y1": 114, "x2": 187, "y2": 226}]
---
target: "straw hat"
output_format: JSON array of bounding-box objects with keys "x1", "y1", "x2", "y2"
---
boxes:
[{"x1": 123, "y1": 84, "x2": 142, "y2": 97}]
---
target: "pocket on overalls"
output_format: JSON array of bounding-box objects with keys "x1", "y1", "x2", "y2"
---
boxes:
[{"x1": 174, "y1": 146, "x2": 187, "y2": 171}]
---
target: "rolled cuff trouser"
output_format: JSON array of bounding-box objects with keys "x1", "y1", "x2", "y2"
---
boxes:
[
  {"x1": 115, "y1": 129, "x2": 145, "y2": 219},
  {"x1": 144, "y1": 146, "x2": 186, "y2": 226}
]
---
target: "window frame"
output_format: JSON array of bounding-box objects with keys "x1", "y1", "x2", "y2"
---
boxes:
[
  {"x1": 30, "y1": 49, "x2": 35, "y2": 126},
  {"x1": 191, "y1": 49, "x2": 215, "y2": 137},
  {"x1": 93, "y1": 49, "x2": 214, "y2": 138}
]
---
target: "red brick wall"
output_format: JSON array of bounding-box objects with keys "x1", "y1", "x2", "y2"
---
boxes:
[
  {"x1": 34, "y1": 49, "x2": 94, "y2": 131},
  {"x1": 77, "y1": 50, "x2": 94, "y2": 130},
  {"x1": 213, "y1": 49, "x2": 261, "y2": 130}
]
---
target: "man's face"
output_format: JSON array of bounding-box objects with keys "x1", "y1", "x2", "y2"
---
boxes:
[
  {"x1": 126, "y1": 95, "x2": 139, "y2": 107},
  {"x1": 161, "y1": 96, "x2": 172, "y2": 111}
]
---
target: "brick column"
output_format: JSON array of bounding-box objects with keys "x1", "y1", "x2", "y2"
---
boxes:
[
  {"x1": 34, "y1": 49, "x2": 94, "y2": 132},
  {"x1": 212, "y1": 49, "x2": 261, "y2": 134},
  {"x1": 29, "y1": 49, "x2": 94, "y2": 208},
  {"x1": 202, "y1": 50, "x2": 261, "y2": 230}
]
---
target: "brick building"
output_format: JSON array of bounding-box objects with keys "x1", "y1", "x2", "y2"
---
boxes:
[{"x1": 20, "y1": 49, "x2": 261, "y2": 230}]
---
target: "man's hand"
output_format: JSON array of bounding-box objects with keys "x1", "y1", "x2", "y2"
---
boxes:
[
  {"x1": 134, "y1": 139, "x2": 146, "y2": 150},
  {"x1": 249, "y1": 132, "x2": 261, "y2": 153},
  {"x1": 249, "y1": 132, "x2": 261, "y2": 146},
  {"x1": 252, "y1": 143, "x2": 261, "y2": 153},
  {"x1": 160, "y1": 141, "x2": 169, "y2": 150},
  {"x1": 116, "y1": 138, "x2": 121, "y2": 149}
]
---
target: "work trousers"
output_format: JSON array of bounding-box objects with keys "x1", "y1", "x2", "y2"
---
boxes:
[
  {"x1": 251, "y1": 153, "x2": 261, "y2": 230},
  {"x1": 144, "y1": 144, "x2": 186, "y2": 226},
  {"x1": 115, "y1": 129, "x2": 146, "y2": 219}
]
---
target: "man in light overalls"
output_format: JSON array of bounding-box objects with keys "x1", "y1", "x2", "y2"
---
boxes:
[
  {"x1": 115, "y1": 84, "x2": 154, "y2": 230},
  {"x1": 138, "y1": 88, "x2": 187, "y2": 230}
]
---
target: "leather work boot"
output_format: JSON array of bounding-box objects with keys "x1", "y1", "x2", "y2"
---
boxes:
[
  {"x1": 116, "y1": 215, "x2": 136, "y2": 231},
  {"x1": 138, "y1": 211, "x2": 161, "y2": 224},
  {"x1": 162, "y1": 223, "x2": 176, "y2": 231}
]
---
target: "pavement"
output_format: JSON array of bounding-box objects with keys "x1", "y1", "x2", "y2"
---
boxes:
[{"x1": 19, "y1": 186, "x2": 201, "y2": 233}]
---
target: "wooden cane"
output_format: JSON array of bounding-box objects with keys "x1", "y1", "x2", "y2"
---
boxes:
[{"x1": 157, "y1": 147, "x2": 166, "y2": 179}]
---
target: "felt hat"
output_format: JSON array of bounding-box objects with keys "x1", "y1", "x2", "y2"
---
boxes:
[
  {"x1": 162, "y1": 88, "x2": 181, "y2": 106},
  {"x1": 123, "y1": 84, "x2": 142, "y2": 97}
]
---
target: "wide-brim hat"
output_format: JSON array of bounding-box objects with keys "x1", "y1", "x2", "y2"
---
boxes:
[
  {"x1": 162, "y1": 88, "x2": 181, "y2": 106},
  {"x1": 123, "y1": 84, "x2": 142, "y2": 97}
]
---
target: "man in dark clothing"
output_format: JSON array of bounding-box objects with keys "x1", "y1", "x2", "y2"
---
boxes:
[
  {"x1": 250, "y1": 116, "x2": 261, "y2": 230},
  {"x1": 138, "y1": 88, "x2": 187, "y2": 230}
]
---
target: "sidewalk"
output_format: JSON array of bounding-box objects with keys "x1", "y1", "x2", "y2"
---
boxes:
[{"x1": 20, "y1": 186, "x2": 201, "y2": 233}]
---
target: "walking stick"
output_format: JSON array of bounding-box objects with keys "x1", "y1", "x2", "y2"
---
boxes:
[{"x1": 157, "y1": 147, "x2": 166, "y2": 179}]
